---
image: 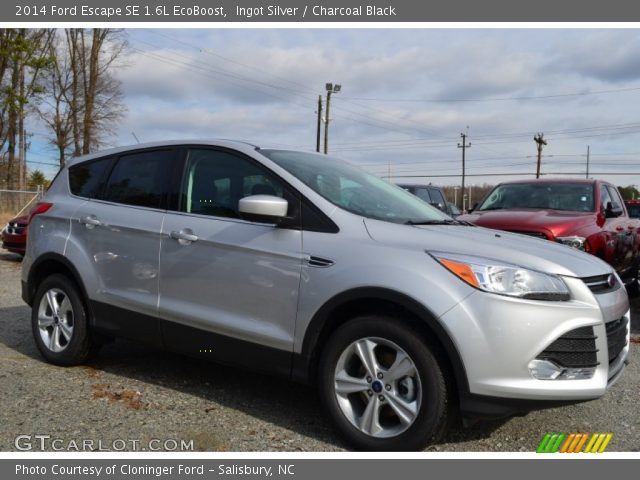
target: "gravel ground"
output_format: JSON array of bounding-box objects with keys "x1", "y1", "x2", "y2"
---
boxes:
[{"x1": 0, "y1": 251, "x2": 638, "y2": 452}]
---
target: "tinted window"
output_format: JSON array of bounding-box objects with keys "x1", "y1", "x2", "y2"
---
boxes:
[
  {"x1": 68, "y1": 157, "x2": 112, "y2": 198},
  {"x1": 181, "y1": 149, "x2": 285, "y2": 219},
  {"x1": 103, "y1": 150, "x2": 174, "y2": 208},
  {"x1": 429, "y1": 188, "x2": 446, "y2": 206},
  {"x1": 627, "y1": 203, "x2": 640, "y2": 218},
  {"x1": 413, "y1": 188, "x2": 432, "y2": 203}
]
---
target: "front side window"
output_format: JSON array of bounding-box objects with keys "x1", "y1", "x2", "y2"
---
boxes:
[
  {"x1": 181, "y1": 149, "x2": 285, "y2": 219},
  {"x1": 478, "y1": 183, "x2": 595, "y2": 212},
  {"x1": 103, "y1": 150, "x2": 175, "y2": 208},
  {"x1": 260, "y1": 150, "x2": 449, "y2": 224},
  {"x1": 600, "y1": 185, "x2": 613, "y2": 212},
  {"x1": 606, "y1": 185, "x2": 623, "y2": 210},
  {"x1": 428, "y1": 188, "x2": 446, "y2": 206}
]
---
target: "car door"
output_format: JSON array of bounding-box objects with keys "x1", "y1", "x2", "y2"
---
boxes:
[
  {"x1": 158, "y1": 147, "x2": 303, "y2": 375},
  {"x1": 70, "y1": 148, "x2": 179, "y2": 345},
  {"x1": 599, "y1": 184, "x2": 626, "y2": 274},
  {"x1": 607, "y1": 185, "x2": 636, "y2": 274}
]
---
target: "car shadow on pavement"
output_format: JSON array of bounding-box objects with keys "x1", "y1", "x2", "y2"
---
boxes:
[
  {"x1": 0, "y1": 250, "x2": 22, "y2": 264},
  {"x1": 0, "y1": 303, "x2": 520, "y2": 451}
]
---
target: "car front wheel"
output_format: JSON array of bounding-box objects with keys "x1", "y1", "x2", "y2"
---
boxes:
[{"x1": 318, "y1": 315, "x2": 450, "y2": 451}]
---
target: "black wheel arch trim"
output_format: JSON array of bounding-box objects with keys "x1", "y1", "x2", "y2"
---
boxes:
[
  {"x1": 292, "y1": 286, "x2": 470, "y2": 397},
  {"x1": 24, "y1": 253, "x2": 90, "y2": 307}
]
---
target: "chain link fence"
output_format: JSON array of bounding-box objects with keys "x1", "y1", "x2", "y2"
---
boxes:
[{"x1": 0, "y1": 188, "x2": 43, "y2": 225}]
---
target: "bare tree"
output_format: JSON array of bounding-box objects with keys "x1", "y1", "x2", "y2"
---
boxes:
[
  {"x1": 39, "y1": 29, "x2": 127, "y2": 165},
  {"x1": 0, "y1": 28, "x2": 54, "y2": 189}
]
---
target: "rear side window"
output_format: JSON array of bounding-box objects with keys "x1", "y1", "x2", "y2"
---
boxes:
[
  {"x1": 103, "y1": 150, "x2": 175, "y2": 208},
  {"x1": 68, "y1": 157, "x2": 112, "y2": 198}
]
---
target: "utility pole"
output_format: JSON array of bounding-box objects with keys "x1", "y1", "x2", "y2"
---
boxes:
[
  {"x1": 316, "y1": 95, "x2": 323, "y2": 153},
  {"x1": 324, "y1": 83, "x2": 341, "y2": 154},
  {"x1": 534, "y1": 133, "x2": 547, "y2": 179},
  {"x1": 586, "y1": 145, "x2": 590, "y2": 179},
  {"x1": 457, "y1": 132, "x2": 471, "y2": 210}
]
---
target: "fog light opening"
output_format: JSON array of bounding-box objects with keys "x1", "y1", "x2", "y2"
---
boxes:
[
  {"x1": 528, "y1": 359, "x2": 596, "y2": 380},
  {"x1": 529, "y1": 359, "x2": 563, "y2": 380}
]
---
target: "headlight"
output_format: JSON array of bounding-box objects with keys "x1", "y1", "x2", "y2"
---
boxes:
[
  {"x1": 430, "y1": 252, "x2": 570, "y2": 301},
  {"x1": 556, "y1": 236, "x2": 586, "y2": 251}
]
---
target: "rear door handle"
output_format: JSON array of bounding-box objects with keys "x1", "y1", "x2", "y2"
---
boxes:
[
  {"x1": 81, "y1": 215, "x2": 101, "y2": 229},
  {"x1": 170, "y1": 229, "x2": 198, "y2": 245}
]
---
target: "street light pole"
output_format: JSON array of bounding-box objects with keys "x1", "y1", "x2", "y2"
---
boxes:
[
  {"x1": 316, "y1": 95, "x2": 323, "y2": 153},
  {"x1": 324, "y1": 83, "x2": 341, "y2": 154}
]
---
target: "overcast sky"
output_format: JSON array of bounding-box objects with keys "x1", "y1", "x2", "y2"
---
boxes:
[{"x1": 29, "y1": 29, "x2": 640, "y2": 186}]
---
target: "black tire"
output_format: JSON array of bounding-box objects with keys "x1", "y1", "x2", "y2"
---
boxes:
[
  {"x1": 31, "y1": 274, "x2": 98, "y2": 366},
  {"x1": 626, "y1": 263, "x2": 640, "y2": 298},
  {"x1": 318, "y1": 315, "x2": 449, "y2": 451}
]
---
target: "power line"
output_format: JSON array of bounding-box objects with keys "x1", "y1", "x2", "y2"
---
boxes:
[{"x1": 341, "y1": 85, "x2": 640, "y2": 104}]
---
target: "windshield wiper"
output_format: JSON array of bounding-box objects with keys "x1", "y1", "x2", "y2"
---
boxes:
[{"x1": 405, "y1": 219, "x2": 462, "y2": 226}]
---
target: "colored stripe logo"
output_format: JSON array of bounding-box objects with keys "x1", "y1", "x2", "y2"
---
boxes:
[{"x1": 537, "y1": 433, "x2": 612, "y2": 453}]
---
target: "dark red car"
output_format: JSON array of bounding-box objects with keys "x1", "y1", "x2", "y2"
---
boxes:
[
  {"x1": 458, "y1": 178, "x2": 640, "y2": 288},
  {"x1": 625, "y1": 199, "x2": 640, "y2": 219},
  {"x1": 1, "y1": 214, "x2": 28, "y2": 256}
]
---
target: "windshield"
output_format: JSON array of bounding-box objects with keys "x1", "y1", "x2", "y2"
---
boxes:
[
  {"x1": 260, "y1": 150, "x2": 450, "y2": 224},
  {"x1": 478, "y1": 182, "x2": 595, "y2": 212}
]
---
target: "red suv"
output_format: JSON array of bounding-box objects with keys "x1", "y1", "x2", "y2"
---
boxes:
[{"x1": 458, "y1": 178, "x2": 640, "y2": 288}]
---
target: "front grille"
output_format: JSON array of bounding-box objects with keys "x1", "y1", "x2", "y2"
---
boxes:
[
  {"x1": 606, "y1": 317, "x2": 628, "y2": 364},
  {"x1": 508, "y1": 230, "x2": 548, "y2": 240},
  {"x1": 536, "y1": 326, "x2": 599, "y2": 368},
  {"x1": 581, "y1": 274, "x2": 617, "y2": 293}
]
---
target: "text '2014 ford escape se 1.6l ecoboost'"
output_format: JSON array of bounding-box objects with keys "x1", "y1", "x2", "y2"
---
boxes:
[{"x1": 21, "y1": 140, "x2": 630, "y2": 451}]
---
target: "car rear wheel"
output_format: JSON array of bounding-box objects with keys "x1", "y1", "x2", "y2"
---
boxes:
[
  {"x1": 318, "y1": 315, "x2": 449, "y2": 451},
  {"x1": 31, "y1": 274, "x2": 98, "y2": 366}
]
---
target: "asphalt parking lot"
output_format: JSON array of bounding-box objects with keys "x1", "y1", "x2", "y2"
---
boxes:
[{"x1": 0, "y1": 251, "x2": 638, "y2": 452}]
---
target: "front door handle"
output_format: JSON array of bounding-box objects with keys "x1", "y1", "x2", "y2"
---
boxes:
[
  {"x1": 81, "y1": 215, "x2": 101, "y2": 229},
  {"x1": 170, "y1": 229, "x2": 198, "y2": 245}
]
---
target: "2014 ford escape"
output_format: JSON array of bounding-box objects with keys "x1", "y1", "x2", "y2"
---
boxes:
[{"x1": 22, "y1": 140, "x2": 630, "y2": 451}]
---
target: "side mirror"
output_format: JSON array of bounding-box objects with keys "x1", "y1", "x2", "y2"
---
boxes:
[
  {"x1": 430, "y1": 201, "x2": 445, "y2": 212},
  {"x1": 605, "y1": 201, "x2": 623, "y2": 218},
  {"x1": 239, "y1": 195, "x2": 288, "y2": 223}
]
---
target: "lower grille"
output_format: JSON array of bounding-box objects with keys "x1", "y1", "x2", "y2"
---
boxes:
[
  {"x1": 536, "y1": 326, "x2": 599, "y2": 368},
  {"x1": 606, "y1": 317, "x2": 628, "y2": 364}
]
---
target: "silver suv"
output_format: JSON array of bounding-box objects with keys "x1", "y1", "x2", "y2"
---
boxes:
[{"x1": 22, "y1": 140, "x2": 630, "y2": 451}]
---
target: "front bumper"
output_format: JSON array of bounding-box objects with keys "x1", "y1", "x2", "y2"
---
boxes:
[
  {"x1": 440, "y1": 274, "x2": 630, "y2": 409},
  {"x1": 1, "y1": 231, "x2": 27, "y2": 254}
]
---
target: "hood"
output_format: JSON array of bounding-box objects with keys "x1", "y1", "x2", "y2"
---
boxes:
[
  {"x1": 458, "y1": 209, "x2": 596, "y2": 237},
  {"x1": 363, "y1": 218, "x2": 611, "y2": 279}
]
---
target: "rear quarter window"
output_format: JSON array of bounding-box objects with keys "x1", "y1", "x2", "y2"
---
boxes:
[{"x1": 68, "y1": 157, "x2": 112, "y2": 198}]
